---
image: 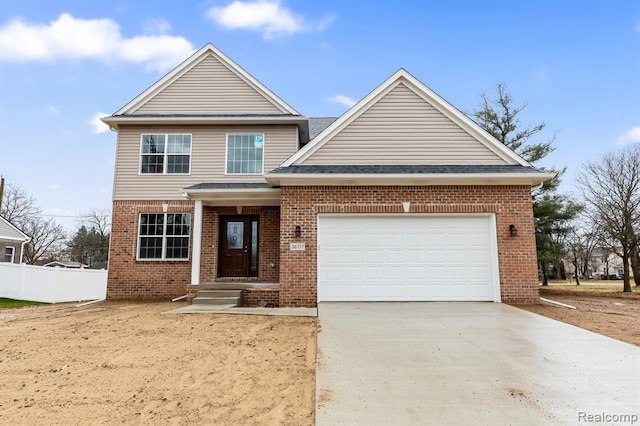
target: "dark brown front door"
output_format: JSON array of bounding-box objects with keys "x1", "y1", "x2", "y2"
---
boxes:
[{"x1": 219, "y1": 216, "x2": 259, "y2": 277}]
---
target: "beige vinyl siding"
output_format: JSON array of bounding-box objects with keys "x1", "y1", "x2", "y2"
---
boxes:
[
  {"x1": 134, "y1": 54, "x2": 285, "y2": 114},
  {"x1": 0, "y1": 219, "x2": 27, "y2": 240},
  {"x1": 302, "y1": 83, "x2": 507, "y2": 165},
  {"x1": 113, "y1": 125, "x2": 298, "y2": 200}
]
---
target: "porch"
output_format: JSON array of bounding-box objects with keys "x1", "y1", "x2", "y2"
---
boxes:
[{"x1": 183, "y1": 183, "x2": 283, "y2": 307}]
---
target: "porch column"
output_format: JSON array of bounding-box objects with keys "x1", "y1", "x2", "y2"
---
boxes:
[{"x1": 191, "y1": 200, "x2": 203, "y2": 285}]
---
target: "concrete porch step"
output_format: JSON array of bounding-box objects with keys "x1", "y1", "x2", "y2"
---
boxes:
[
  {"x1": 197, "y1": 290, "x2": 242, "y2": 298},
  {"x1": 189, "y1": 283, "x2": 279, "y2": 290},
  {"x1": 192, "y1": 289, "x2": 242, "y2": 307}
]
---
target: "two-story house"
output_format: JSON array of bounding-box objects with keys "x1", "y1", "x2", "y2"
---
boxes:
[{"x1": 102, "y1": 43, "x2": 553, "y2": 307}]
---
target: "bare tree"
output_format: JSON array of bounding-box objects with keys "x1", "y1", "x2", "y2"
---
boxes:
[
  {"x1": 568, "y1": 217, "x2": 603, "y2": 280},
  {"x1": 21, "y1": 217, "x2": 67, "y2": 264},
  {"x1": 78, "y1": 208, "x2": 111, "y2": 238},
  {"x1": 631, "y1": 244, "x2": 640, "y2": 286},
  {"x1": 0, "y1": 183, "x2": 39, "y2": 226},
  {"x1": 566, "y1": 233, "x2": 582, "y2": 285},
  {"x1": 69, "y1": 208, "x2": 111, "y2": 265},
  {"x1": 0, "y1": 182, "x2": 67, "y2": 264},
  {"x1": 579, "y1": 230, "x2": 600, "y2": 279},
  {"x1": 577, "y1": 145, "x2": 640, "y2": 292}
]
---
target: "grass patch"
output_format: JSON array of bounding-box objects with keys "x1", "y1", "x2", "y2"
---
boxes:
[
  {"x1": 0, "y1": 298, "x2": 48, "y2": 309},
  {"x1": 540, "y1": 282, "x2": 640, "y2": 298}
]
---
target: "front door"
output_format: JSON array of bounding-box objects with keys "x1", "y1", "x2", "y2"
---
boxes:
[{"x1": 219, "y1": 216, "x2": 259, "y2": 277}]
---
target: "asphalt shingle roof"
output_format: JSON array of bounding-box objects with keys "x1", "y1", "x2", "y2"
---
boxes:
[
  {"x1": 113, "y1": 113, "x2": 300, "y2": 118},
  {"x1": 268, "y1": 164, "x2": 545, "y2": 175},
  {"x1": 308, "y1": 117, "x2": 338, "y2": 139},
  {"x1": 184, "y1": 182, "x2": 271, "y2": 190}
]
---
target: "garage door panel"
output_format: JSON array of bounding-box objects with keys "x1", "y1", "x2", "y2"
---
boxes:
[
  {"x1": 318, "y1": 215, "x2": 498, "y2": 302},
  {"x1": 407, "y1": 266, "x2": 427, "y2": 280},
  {"x1": 324, "y1": 267, "x2": 345, "y2": 280},
  {"x1": 365, "y1": 285, "x2": 384, "y2": 298}
]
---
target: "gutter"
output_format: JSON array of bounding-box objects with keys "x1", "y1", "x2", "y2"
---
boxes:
[{"x1": 265, "y1": 172, "x2": 557, "y2": 187}]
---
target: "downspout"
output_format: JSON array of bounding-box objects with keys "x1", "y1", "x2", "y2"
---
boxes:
[{"x1": 19, "y1": 238, "x2": 30, "y2": 264}]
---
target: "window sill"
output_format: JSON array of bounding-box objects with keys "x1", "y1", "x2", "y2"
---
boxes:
[{"x1": 135, "y1": 258, "x2": 190, "y2": 262}]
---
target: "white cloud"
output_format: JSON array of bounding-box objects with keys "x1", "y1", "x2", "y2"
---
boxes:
[
  {"x1": 89, "y1": 112, "x2": 110, "y2": 134},
  {"x1": 46, "y1": 106, "x2": 60, "y2": 114},
  {"x1": 617, "y1": 126, "x2": 640, "y2": 145},
  {"x1": 329, "y1": 94, "x2": 356, "y2": 108},
  {"x1": 206, "y1": 0, "x2": 334, "y2": 39},
  {"x1": 142, "y1": 18, "x2": 171, "y2": 34},
  {"x1": 0, "y1": 13, "x2": 195, "y2": 72}
]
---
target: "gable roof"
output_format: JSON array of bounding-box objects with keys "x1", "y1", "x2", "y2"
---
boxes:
[
  {"x1": 43, "y1": 260, "x2": 88, "y2": 268},
  {"x1": 282, "y1": 69, "x2": 530, "y2": 167},
  {"x1": 269, "y1": 164, "x2": 545, "y2": 175},
  {"x1": 0, "y1": 215, "x2": 30, "y2": 241},
  {"x1": 265, "y1": 164, "x2": 554, "y2": 186},
  {"x1": 112, "y1": 43, "x2": 300, "y2": 116},
  {"x1": 308, "y1": 117, "x2": 338, "y2": 139}
]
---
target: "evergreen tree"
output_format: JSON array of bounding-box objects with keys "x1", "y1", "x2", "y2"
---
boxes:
[{"x1": 471, "y1": 83, "x2": 581, "y2": 284}]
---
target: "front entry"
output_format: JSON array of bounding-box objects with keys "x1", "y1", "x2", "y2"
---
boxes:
[{"x1": 219, "y1": 216, "x2": 259, "y2": 277}]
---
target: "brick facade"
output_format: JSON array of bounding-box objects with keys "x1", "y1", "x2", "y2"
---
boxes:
[
  {"x1": 108, "y1": 201, "x2": 280, "y2": 299},
  {"x1": 110, "y1": 185, "x2": 539, "y2": 306},
  {"x1": 278, "y1": 185, "x2": 539, "y2": 307},
  {"x1": 108, "y1": 200, "x2": 194, "y2": 299},
  {"x1": 242, "y1": 289, "x2": 280, "y2": 307}
]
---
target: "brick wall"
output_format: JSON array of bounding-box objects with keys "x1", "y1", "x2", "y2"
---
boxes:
[
  {"x1": 108, "y1": 200, "x2": 194, "y2": 299},
  {"x1": 108, "y1": 202, "x2": 280, "y2": 300},
  {"x1": 279, "y1": 185, "x2": 539, "y2": 307},
  {"x1": 243, "y1": 289, "x2": 279, "y2": 307}
]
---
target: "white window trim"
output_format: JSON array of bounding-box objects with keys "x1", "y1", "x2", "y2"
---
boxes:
[
  {"x1": 4, "y1": 246, "x2": 15, "y2": 263},
  {"x1": 136, "y1": 213, "x2": 191, "y2": 261},
  {"x1": 224, "y1": 133, "x2": 265, "y2": 176},
  {"x1": 138, "y1": 133, "x2": 193, "y2": 176}
]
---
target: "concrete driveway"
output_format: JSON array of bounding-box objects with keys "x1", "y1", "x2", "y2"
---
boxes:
[{"x1": 316, "y1": 302, "x2": 640, "y2": 425}]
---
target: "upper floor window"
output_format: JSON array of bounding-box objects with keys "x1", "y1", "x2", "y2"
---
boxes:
[
  {"x1": 140, "y1": 134, "x2": 191, "y2": 174},
  {"x1": 226, "y1": 134, "x2": 264, "y2": 174},
  {"x1": 138, "y1": 213, "x2": 191, "y2": 260},
  {"x1": 4, "y1": 246, "x2": 15, "y2": 263}
]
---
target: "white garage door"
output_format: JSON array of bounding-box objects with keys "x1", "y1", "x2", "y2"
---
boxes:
[{"x1": 318, "y1": 215, "x2": 499, "y2": 302}]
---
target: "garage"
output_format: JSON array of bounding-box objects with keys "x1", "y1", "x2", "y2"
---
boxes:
[{"x1": 317, "y1": 215, "x2": 500, "y2": 302}]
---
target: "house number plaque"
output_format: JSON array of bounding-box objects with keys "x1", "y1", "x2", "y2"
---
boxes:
[{"x1": 290, "y1": 242, "x2": 306, "y2": 251}]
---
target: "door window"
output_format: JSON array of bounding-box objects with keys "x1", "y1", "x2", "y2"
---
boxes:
[{"x1": 227, "y1": 222, "x2": 244, "y2": 249}]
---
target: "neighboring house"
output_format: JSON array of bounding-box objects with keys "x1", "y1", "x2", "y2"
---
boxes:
[
  {"x1": 565, "y1": 247, "x2": 635, "y2": 280},
  {"x1": 43, "y1": 260, "x2": 88, "y2": 269},
  {"x1": 102, "y1": 43, "x2": 553, "y2": 307},
  {"x1": 592, "y1": 248, "x2": 634, "y2": 279},
  {"x1": 0, "y1": 215, "x2": 30, "y2": 264}
]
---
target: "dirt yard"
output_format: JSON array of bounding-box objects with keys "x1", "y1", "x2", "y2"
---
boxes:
[
  {"x1": 0, "y1": 302, "x2": 317, "y2": 425},
  {"x1": 516, "y1": 284, "x2": 640, "y2": 347}
]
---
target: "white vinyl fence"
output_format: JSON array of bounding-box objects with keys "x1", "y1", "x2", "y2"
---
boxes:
[{"x1": 0, "y1": 263, "x2": 107, "y2": 303}]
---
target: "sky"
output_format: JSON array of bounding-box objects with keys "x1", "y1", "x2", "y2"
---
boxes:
[{"x1": 0, "y1": 0, "x2": 639, "y2": 232}]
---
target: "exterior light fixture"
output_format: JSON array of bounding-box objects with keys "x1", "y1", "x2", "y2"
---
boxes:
[
  {"x1": 509, "y1": 224, "x2": 518, "y2": 237},
  {"x1": 294, "y1": 225, "x2": 302, "y2": 238}
]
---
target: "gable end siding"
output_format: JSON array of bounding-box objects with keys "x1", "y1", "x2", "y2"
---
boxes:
[
  {"x1": 134, "y1": 54, "x2": 285, "y2": 115},
  {"x1": 302, "y1": 83, "x2": 506, "y2": 165},
  {"x1": 0, "y1": 219, "x2": 27, "y2": 240}
]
